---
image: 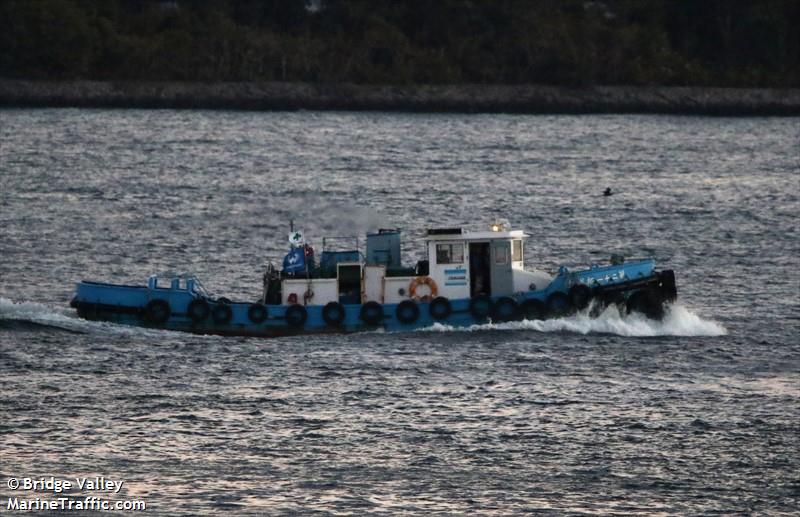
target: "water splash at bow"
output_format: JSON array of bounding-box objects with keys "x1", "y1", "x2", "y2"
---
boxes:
[{"x1": 422, "y1": 303, "x2": 727, "y2": 337}]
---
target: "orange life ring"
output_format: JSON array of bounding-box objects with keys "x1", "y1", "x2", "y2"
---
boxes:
[{"x1": 409, "y1": 276, "x2": 438, "y2": 301}]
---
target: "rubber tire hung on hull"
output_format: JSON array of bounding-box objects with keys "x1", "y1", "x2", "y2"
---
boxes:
[
  {"x1": 626, "y1": 288, "x2": 665, "y2": 320},
  {"x1": 520, "y1": 298, "x2": 547, "y2": 321},
  {"x1": 546, "y1": 292, "x2": 572, "y2": 317},
  {"x1": 285, "y1": 304, "x2": 308, "y2": 327},
  {"x1": 469, "y1": 295, "x2": 492, "y2": 319},
  {"x1": 247, "y1": 303, "x2": 268, "y2": 324},
  {"x1": 212, "y1": 302, "x2": 233, "y2": 325},
  {"x1": 360, "y1": 301, "x2": 384, "y2": 326},
  {"x1": 429, "y1": 297, "x2": 452, "y2": 321},
  {"x1": 322, "y1": 302, "x2": 346, "y2": 326},
  {"x1": 396, "y1": 300, "x2": 420, "y2": 324},
  {"x1": 492, "y1": 297, "x2": 519, "y2": 322},
  {"x1": 187, "y1": 299, "x2": 210, "y2": 322},
  {"x1": 144, "y1": 299, "x2": 170, "y2": 324},
  {"x1": 658, "y1": 270, "x2": 678, "y2": 302},
  {"x1": 568, "y1": 284, "x2": 593, "y2": 310}
]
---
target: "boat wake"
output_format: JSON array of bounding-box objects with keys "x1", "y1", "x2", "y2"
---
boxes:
[
  {"x1": 422, "y1": 303, "x2": 727, "y2": 337},
  {"x1": 0, "y1": 297, "x2": 211, "y2": 340},
  {"x1": 0, "y1": 297, "x2": 90, "y2": 334}
]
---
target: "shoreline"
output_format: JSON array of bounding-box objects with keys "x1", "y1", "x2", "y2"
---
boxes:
[{"x1": 0, "y1": 80, "x2": 798, "y2": 116}]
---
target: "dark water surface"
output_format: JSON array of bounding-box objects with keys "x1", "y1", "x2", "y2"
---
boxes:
[{"x1": 1, "y1": 109, "x2": 798, "y2": 515}]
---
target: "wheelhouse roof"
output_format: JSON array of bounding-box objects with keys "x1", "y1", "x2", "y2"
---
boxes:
[{"x1": 424, "y1": 230, "x2": 528, "y2": 241}]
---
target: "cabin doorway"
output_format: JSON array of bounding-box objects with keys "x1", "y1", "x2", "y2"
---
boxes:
[
  {"x1": 469, "y1": 242, "x2": 491, "y2": 297},
  {"x1": 337, "y1": 264, "x2": 361, "y2": 304}
]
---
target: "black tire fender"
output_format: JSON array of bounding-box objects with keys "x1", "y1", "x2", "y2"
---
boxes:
[
  {"x1": 187, "y1": 299, "x2": 210, "y2": 322},
  {"x1": 658, "y1": 270, "x2": 678, "y2": 302},
  {"x1": 322, "y1": 302, "x2": 346, "y2": 326},
  {"x1": 428, "y1": 296, "x2": 452, "y2": 321},
  {"x1": 626, "y1": 288, "x2": 665, "y2": 320},
  {"x1": 285, "y1": 304, "x2": 308, "y2": 328},
  {"x1": 546, "y1": 292, "x2": 573, "y2": 317},
  {"x1": 520, "y1": 298, "x2": 548, "y2": 320},
  {"x1": 360, "y1": 301, "x2": 384, "y2": 326},
  {"x1": 396, "y1": 300, "x2": 420, "y2": 324},
  {"x1": 212, "y1": 303, "x2": 233, "y2": 325},
  {"x1": 247, "y1": 303, "x2": 268, "y2": 324},
  {"x1": 145, "y1": 299, "x2": 171, "y2": 324},
  {"x1": 568, "y1": 284, "x2": 593, "y2": 310},
  {"x1": 469, "y1": 295, "x2": 492, "y2": 319},
  {"x1": 492, "y1": 297, "x2": 520, "y2": 322}
]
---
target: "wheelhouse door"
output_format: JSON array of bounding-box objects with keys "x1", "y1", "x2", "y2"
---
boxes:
[
  {"x1": 489, "y1": 240, "x2": 513, "y2": 296},
  {"x1": 468, "y1": 242, "x2": 491, "y2": 297},
  {"x1": 337, "y1": 264, "x2": 362, "y2": 304}
]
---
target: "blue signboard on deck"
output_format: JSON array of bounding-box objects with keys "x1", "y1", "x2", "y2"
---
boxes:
[{"x1": 282, "y1": 247, "x2": 306, "y2": 273}]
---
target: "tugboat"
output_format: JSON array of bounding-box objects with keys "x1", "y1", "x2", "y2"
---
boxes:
[{"x1": 70, "y1": 221, "x2": 677, "y2": 336}]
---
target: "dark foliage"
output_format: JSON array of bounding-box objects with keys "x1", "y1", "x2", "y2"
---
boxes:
[{"x1": 0, "y1": 0, "x2": 797, "y2": 86}]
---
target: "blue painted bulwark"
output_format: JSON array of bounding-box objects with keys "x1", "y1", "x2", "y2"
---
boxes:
[{"x1": 70, "y1": 225, "x2": 678, "y2": 336}]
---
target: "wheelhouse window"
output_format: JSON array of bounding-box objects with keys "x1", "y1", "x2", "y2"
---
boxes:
[
  {"x1": 436, "y1": 243, "x2": 464, "y2": 264},
  {"x1": 494, "y1": 245, "x2": 508, "y2": 265},
  {"x1": 512, "y1": 239, "x2": 523, "y2": 262}
]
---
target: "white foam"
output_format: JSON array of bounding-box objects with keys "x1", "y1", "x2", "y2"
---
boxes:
[
  {"x1": 420, "y1": 303, "x2": 727, "y2": 337},
  {"x1": 0, "y1": 297, "x2": 81, "y2": 327},
  {"x1": 0, "y1": 297, "x2": 219, "y2": 340}
]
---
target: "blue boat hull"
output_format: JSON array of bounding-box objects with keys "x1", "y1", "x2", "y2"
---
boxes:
[{"x1": 70, "y1": 264, "x2": 677, "y2": 337}]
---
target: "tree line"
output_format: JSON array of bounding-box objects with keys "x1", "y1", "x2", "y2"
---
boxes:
[{"x1": 0, "y1": 0, "x2": 797, "y2": 87}]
